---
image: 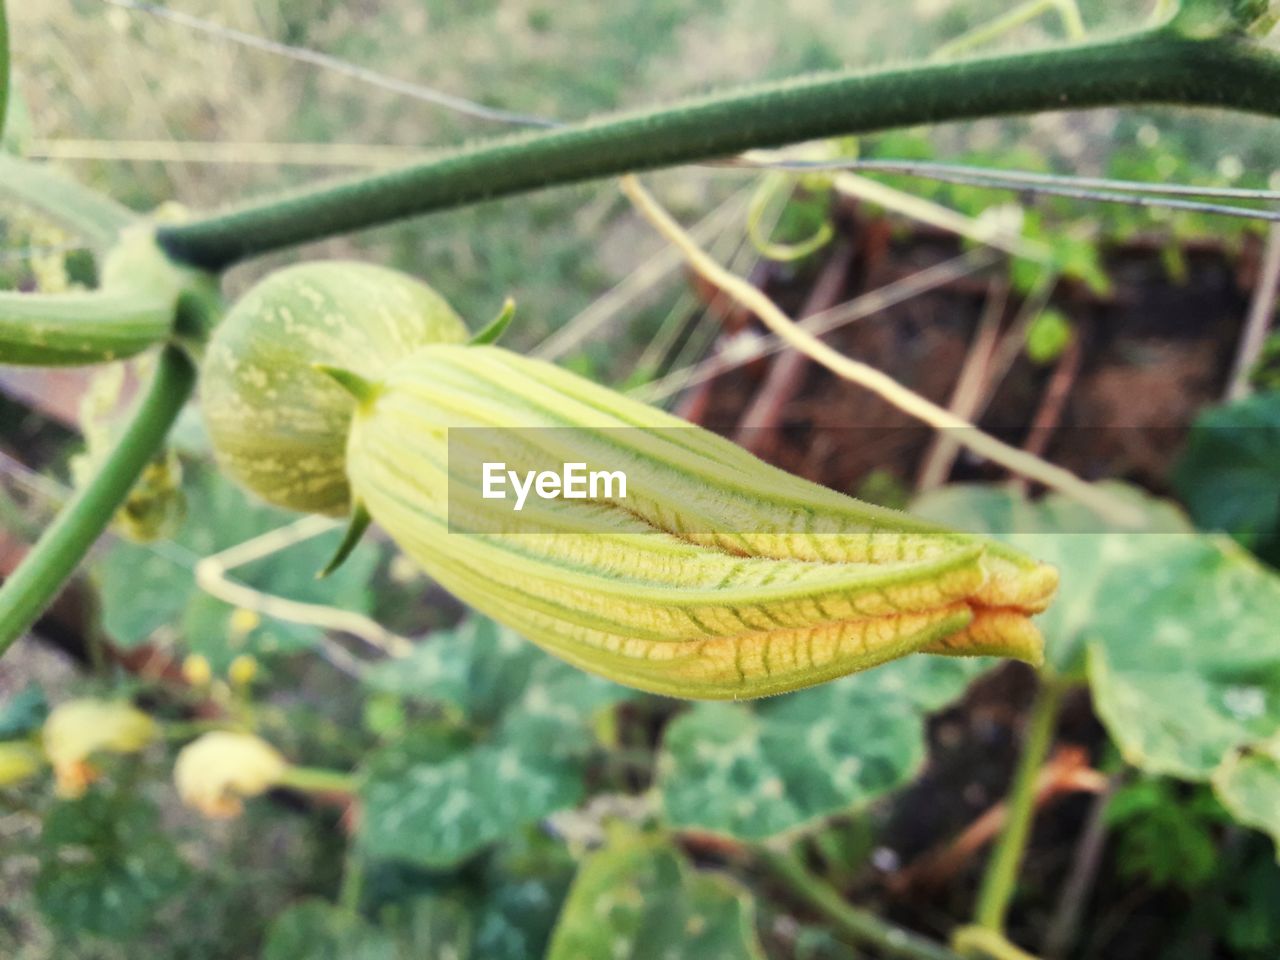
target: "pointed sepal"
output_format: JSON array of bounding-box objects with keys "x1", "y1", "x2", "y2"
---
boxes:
[
  {"x1": 468, "y1": 297, "x2": 516, "y2": 346},
  {"x1": 318, "y1": 501, "x2": 372, "y2": 579}
]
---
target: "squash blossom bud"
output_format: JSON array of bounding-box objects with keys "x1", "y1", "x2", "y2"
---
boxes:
[
  {"x1": 228, "y1": 654, "x2": 260, "y2": 687},
  {"x1": 336, "y1": 345, "x2": 1057, "y2": 700},
  {"x1": 174, "y1": 731, "x2": 287, "y2": 819},
  {"x1": 182, "y1": 653, "x2": 214, "y2": 687},
  {"x1": 42, "y1": 699, "x2": 157, "y2": 797}
]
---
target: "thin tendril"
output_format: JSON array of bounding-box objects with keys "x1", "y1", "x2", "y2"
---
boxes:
[{"x1": 738, "y1": 157, "x2": 1280, "y2": 220}]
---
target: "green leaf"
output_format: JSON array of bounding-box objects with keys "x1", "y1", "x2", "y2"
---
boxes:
[
  {"x1": 913, "y1": 483, "x2": 1191, "y2": 675},
  {"x1": 360, "y1": 831, "x2": 574, "y2": 960},
  {"x1": 1213, "y1": 749, "x2": 1280, "y2": 857},
  {"x1": 473, "y1": 870, "x2": 570, "y2": 960},
  {"x1": 262, "y1": 901, "x2": 397, "y2": 960},
  {"x1": 1024, "y1": 308, "x2": 1073, "y2": 365},
  {"x1": 1103, "y1": 778, "x2": 1225, "y2": 889},
  {"x1": 914, "y1": 484, "x2": 1280, "y2": 782},
  {"x1": 1173, "y1": 391, "x2": 1280, "y2": 564},
  {"x1": 93, "y1": 466, "x2": 379, "y2": 668},
  {"x1": 0, "y1": 683, "x2": 47, "y2": 738},
  {"x1": 36, "y1": 792, "x2": 190, "y2": 941},
  {"x1": 1086, "y1": 537, "x2": 1280, "y2": 779},
  {"x1": 546, "y1": 832, "x2": 766, "y2": 960},
  {"x1": 657, "y1": 654, "x2": 990, "y2": 840},
  {"x1": 359, "y1": 617, "x2": 632, "y2": 867}
]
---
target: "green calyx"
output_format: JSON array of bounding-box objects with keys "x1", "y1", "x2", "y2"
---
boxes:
[{"x1": 200, "y1": 261, "x2": 468, "y2": 516}]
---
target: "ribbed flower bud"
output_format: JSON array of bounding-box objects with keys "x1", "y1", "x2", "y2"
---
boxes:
[{"x1": 338, "y1": 344, "x2": 1057, "y2": 699}]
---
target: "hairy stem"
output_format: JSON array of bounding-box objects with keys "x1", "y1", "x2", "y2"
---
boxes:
[
  {"x1": 157, "y1": 28, "x2": 1280, "y2": 270},
  {"x1": 758, "y1": 848, "x2": 961, "y2": 960},
  {"x1": 0, "y1": 345, "x2": 195, "y2": 656},
  {"x1": 974, "y1": 679, "x2": 1066, "y2": 933},
  {"x1": 0, "y1": 288, "x2": 174, "y2": 365}
]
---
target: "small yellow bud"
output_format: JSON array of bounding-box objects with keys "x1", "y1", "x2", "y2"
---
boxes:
[
  {"x1": 0, "y1": 742, "x2": 44, "y2": 787},
  {"x1": 173, "y1": 731, "x2": 287, "y2": 819},
  {"x1": 182, "y1": 653, "x2": 214, "y2": 687},
  {"x1": 42, "y1": 699, "x2": 156, "y2": 797},
  {"x1": 228, "y1": 654, "x2": 259, "y2": 687},
  {"x1": 388, "y1": 554, "x2": 421, "y2": 584},
  {"x1": 228, "y1": 608, "x2": 262, "y2": 640}
]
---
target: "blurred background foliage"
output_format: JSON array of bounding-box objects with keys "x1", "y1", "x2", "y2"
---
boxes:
[{"x1": 4, "y1": 1, "x2": 1280, "y2": 958}]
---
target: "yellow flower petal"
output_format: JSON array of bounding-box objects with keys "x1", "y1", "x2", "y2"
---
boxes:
[
  {"x1": 42, "y1": 699, "x2": 156, "y2": 793},
  {"x1": 174, "y1": 731, "x2": 287, "y2": 819}
]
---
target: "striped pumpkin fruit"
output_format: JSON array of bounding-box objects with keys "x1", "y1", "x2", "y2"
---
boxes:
[{"x1": 200, "y1": 262, "x2": 467, "y2": 515}]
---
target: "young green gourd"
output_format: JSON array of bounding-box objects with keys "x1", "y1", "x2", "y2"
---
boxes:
[{"x1": 200, "y1": 261, "x2": 467, "y2": 515}]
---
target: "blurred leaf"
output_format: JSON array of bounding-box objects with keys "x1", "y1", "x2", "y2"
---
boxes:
[
  {"x1": 1024, "y1": 308, "x2": 1073, "y2": 365},
  {"x1": 657, "y1": 655, "x2": 989, "y2": 840},
  {"x1": 0, "y1": 683, "x2": 47, "y2": 738},
  {"x1": 263, "y1": 901, "x2": 396, "y2": 960},
  {"x1": 1213, "y1": 749, "x2": 1280, "y2": 857},
  {"x1": 93, "y1": 466, "x2": 379, "y2": 667},
  {"x1": 1250, "y1": 334, "x2": 1280, "y2": 392},
  {"x1": 546, "y1": 831, "x2": 765, "y2": 960},
  {"x1": 913, "y1": 483, "x2": 1192, "y2": 675},
  {"x1": 391, "y1": 896, "x2": 475, "y2": 956},
  {"x1": 1173, "y1": 391, "x2": 1280, "y2": 564},
  {"x1": 360, "y1": 831, "x2": 574, "y2": 960},
  {"x1": 1104, "y1": 778, "x2": 1225, "y2": 890},
  {"x1": 1087, "y1": 537, "x2": 1280, "y2": 779},
  {"x1": 471, "y1": 834, "x2": 576, "y2": 960},
  {"x1": 36, "y1": 792, "x2": 189, "y2": 941},
  {"x1": 359, "y1": 618, "x2": 631, "y2": 867},
  {"x1": 474, "y1": 872, "x2": 568, "y2": 960},
  {"x1": 914, "y1": 485, "x2": 1280, "y2": 783}
]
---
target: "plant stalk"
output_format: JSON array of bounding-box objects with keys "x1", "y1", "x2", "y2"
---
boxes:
[
  {"x1": 973, "y1": 679, "x2": 1066, "y2": 934},
  {"x1": 276, "y1": 766, "x2": 357, "y2": 795},
  {"x1": 757, "y1": 848, "x2": 961, "y2": 960},
  {"x1": 0, "y1": 345, "x2": 195, "y2": 656},
  {"x1": 157, "y1": 28, "x2": 1280, "y2": 270},
  {"x1": 0, "y1": 288, "x2": 174, "y2": 366}
]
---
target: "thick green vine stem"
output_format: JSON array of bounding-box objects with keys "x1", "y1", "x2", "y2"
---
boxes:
[
  {"x1": 0, "y1": 344, "x2": 196, "y2": 657},
  {"x1": 757, "y1": 848, "x2": 961, "y2": 960},
  {"x1": 157, "y1": 27, "x2": 1280, "y2": 270},
  {"x1": 0, "y1": 288, "x2": 174, "y2": 365},
  {"x1": 972, "y1": 679, "x2": 1067, "y2": 936}
]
